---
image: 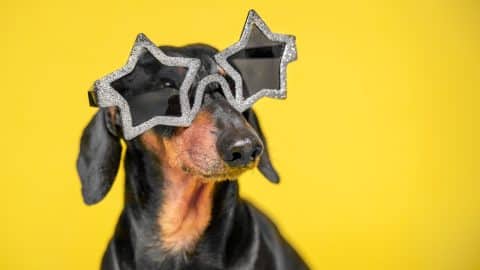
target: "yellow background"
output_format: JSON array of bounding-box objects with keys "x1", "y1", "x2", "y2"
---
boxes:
[{"x1": 2, "y1": 0, "x2": 479, "y2": 269}]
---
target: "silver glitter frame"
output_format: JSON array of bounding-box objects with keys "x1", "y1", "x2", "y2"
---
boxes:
[
  {"x1": 93, "y1": 33, "x2": 201, "y2": 139},
  {"x1": 214, "y1": 9, "x2": 297, "y2": 112},
  {"x1": 91, "y1": 10, "x2": 297, "y2": 140}
]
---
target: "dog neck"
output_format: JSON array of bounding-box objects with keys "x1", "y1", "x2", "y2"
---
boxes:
[
  {"x1": 120, "y1": 142, "x2": 248, "y2": 267},
  {"x1": 157, "y1": 162, "x2": 215, "y2": 253}
]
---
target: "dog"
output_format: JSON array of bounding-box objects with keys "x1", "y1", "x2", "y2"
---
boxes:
[{"x1": 77, "y1": 44, "x2": 309, "y2": 270}]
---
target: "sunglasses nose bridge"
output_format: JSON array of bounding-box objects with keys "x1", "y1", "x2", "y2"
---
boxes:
[{"x1": 189, "y1": 74, "x2": 235, "y2": 114}]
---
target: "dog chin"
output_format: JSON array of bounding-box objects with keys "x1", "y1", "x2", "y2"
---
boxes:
[
  {"x1": 182, "y1": 164, "x2": 255, "y2": 183},
  {"x1": 201, "y1": 171, "x2": 244, "y2": 182}
]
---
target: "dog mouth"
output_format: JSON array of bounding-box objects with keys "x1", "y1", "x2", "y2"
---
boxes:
[{"x1": 181, "y1": 161, "x2": 257, "y2": 182}]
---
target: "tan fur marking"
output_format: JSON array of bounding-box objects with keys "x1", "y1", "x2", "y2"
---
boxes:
[
  {"x1": 140, "y1": 113, "x2": 220, "y2": 253},
  {"x1": 159, "y1": 168, "x2": 215, "y2": 253}
]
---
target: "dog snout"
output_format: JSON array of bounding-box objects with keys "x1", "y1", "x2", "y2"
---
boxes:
[{"x1": 217, "y1": 130, "x2": 263, "y2": 167}]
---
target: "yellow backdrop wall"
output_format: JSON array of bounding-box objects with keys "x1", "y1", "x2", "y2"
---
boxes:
[{"x1": 2, "y1": 0, "x2": 479, "y2": 269}]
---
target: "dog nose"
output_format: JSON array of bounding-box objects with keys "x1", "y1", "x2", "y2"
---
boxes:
[{"x1": 217, "y1": 132, "x2": 263, "y2": 167}]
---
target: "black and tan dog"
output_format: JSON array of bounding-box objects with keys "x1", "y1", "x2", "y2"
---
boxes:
[{"x1": 77, "y1": 44, "x2": 308, "y2": 269}]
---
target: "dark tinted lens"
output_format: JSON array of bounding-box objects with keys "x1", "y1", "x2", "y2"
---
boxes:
[
  {"x1": 127, "y1": 88, "x2": 181, "y2": 125},
  {"x1": 110, "y1": 50, "x2": 186, "y2": 126},
  {"x1": 227, "y1": 25, "x2": 285, "y2": 97}
]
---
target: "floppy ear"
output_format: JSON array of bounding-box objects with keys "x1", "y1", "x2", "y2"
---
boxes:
[
  {"x1": 76, "y1": 109, "x2": 122, "y2": 205},
  {"x1": 245, "y1": 109, "x2": 280, "y2": 183}
]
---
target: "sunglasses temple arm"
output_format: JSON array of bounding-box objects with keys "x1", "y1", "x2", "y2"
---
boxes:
[{"x1": 88, "y1": 91, "x2": 99, "y2": 107}]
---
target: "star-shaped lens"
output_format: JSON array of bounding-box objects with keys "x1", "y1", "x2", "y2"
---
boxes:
[
  {"x1": 90, "y1": 33, "x2": 200, "y2": 140},
  {"x1": 215, "y1": 10, "x2": 297, "y2": 112}
]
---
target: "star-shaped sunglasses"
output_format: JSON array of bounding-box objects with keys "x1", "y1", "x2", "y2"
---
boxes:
[{"x1": 88, "y1": 10, "x2": 297, "y2": 140}]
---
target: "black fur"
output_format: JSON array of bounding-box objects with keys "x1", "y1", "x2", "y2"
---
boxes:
[
  {"x1": 77, "y1": 44, "x2": 308, "y2": 269},
  {"x1": 77, "y1": 109, "x2": 122, "y2": 205}
]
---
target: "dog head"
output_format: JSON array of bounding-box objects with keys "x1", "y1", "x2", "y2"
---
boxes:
[{"x1": 76, "y1": 45, "x2": 279, "y2": 205}]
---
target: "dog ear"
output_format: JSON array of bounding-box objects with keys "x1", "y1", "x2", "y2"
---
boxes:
[
  {"x1": 244, "y1": 109, "x2": 280, "y2": 183},
  {"x1": 76, "y1": 109, "x2": 122, "y2": 205}
]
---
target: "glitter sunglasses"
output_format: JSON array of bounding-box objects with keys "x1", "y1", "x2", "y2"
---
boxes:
[{"x1": 88, "y1": 10, "x2": 297, "y2": 140}]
